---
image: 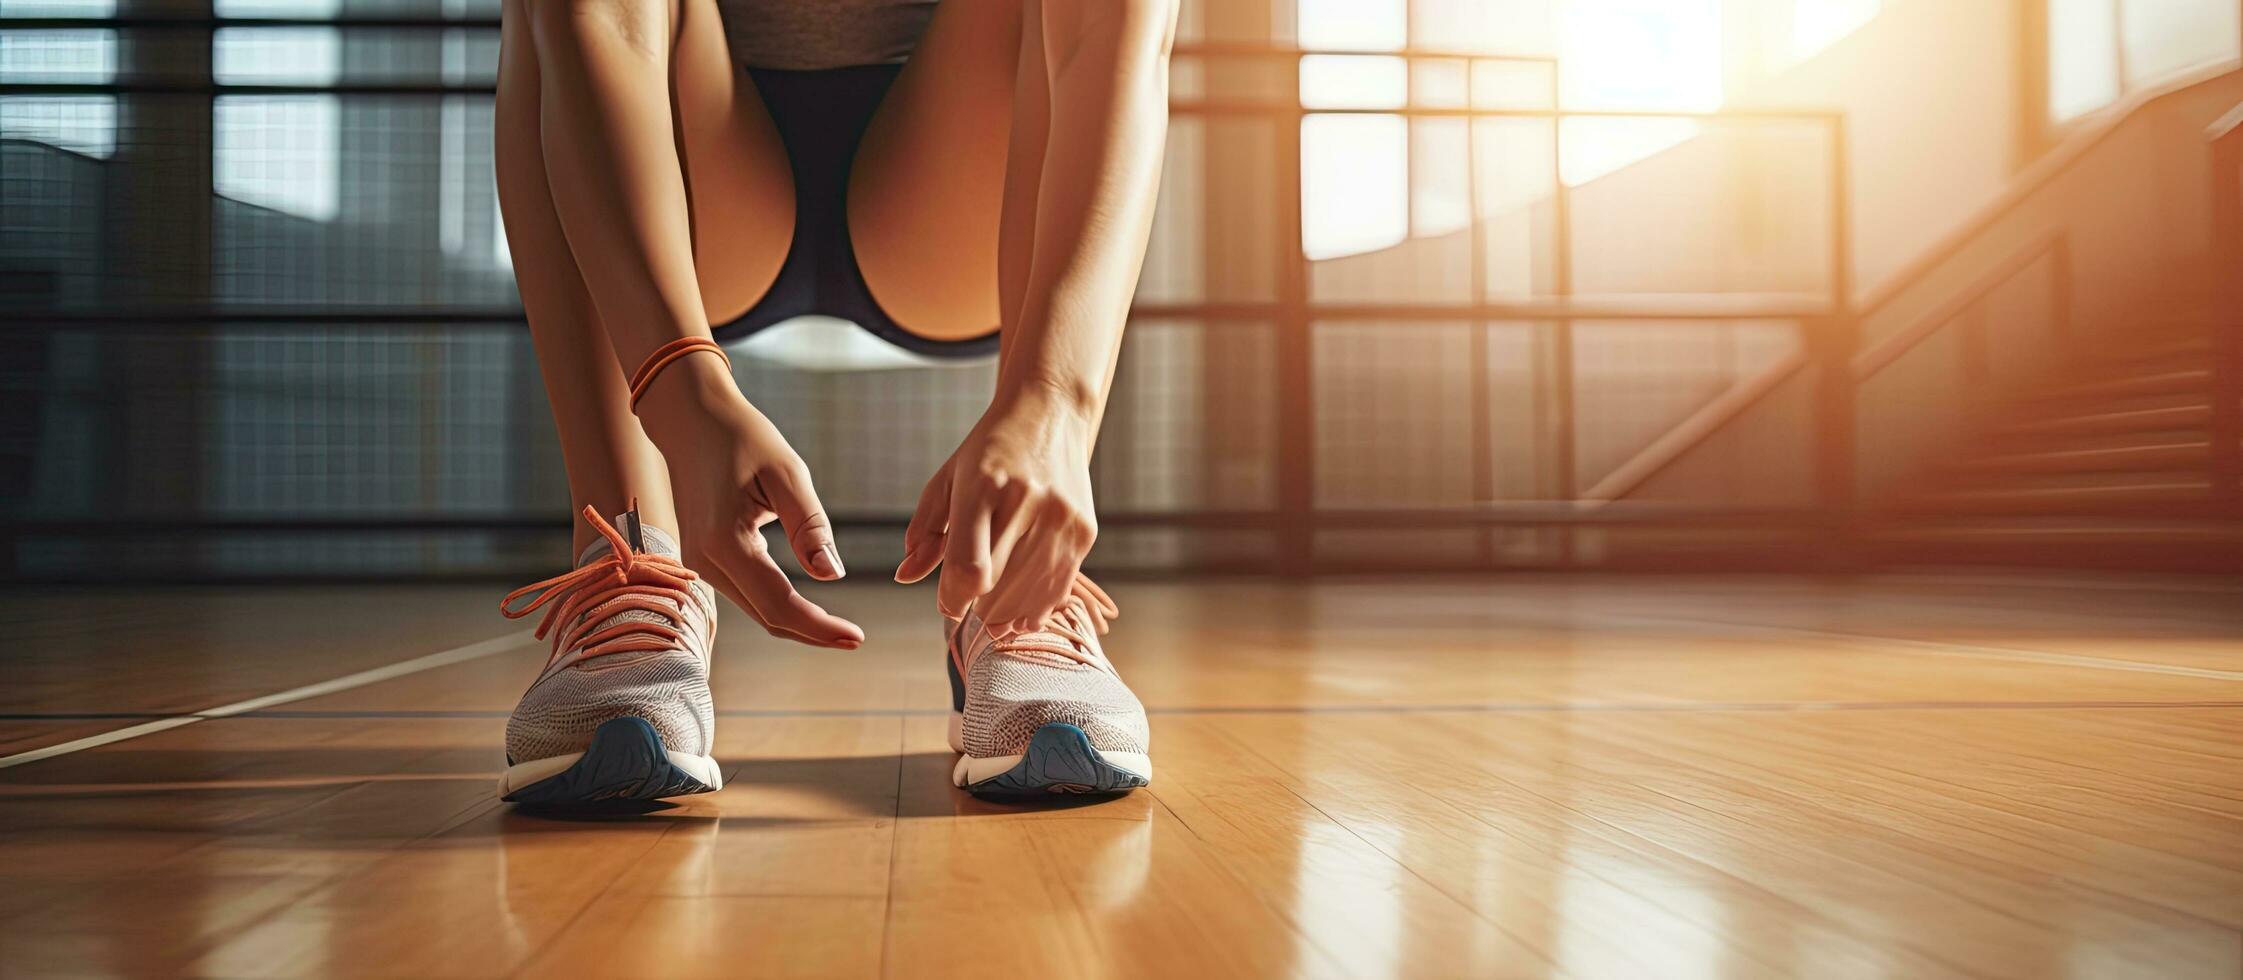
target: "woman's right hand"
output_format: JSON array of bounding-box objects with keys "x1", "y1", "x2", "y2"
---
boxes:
[{"x1": 635, "y1": 355, "x2": 864, "y2": 650}]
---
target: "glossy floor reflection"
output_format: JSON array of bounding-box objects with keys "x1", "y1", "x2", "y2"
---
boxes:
[{"x1": 2, "y1": 574, "x2": 2240, "y2": 978}]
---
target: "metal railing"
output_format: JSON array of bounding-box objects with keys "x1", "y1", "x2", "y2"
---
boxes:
[
  {"x1": 1600, "y1": 58, "x2": 2243, "y2": 538},
  {"x1": 1849, "y1": 231, "x2": 2073, "y2": 384}
]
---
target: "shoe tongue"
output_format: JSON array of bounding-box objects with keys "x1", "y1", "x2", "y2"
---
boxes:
[
  {"x1": 575, "y1": 511, "x2": 681, "y2": 567},
  {"x1": 565, "y1": 512, "x2": 686, "y2": 656}
]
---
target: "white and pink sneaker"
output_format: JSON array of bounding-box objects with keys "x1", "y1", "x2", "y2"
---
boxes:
[
  {"x1": 495, "y1": 507, "x2": 723, "y2": 804},
  {"x1": 946, "y1": 576, "x2": 1151, "y2": 796}
]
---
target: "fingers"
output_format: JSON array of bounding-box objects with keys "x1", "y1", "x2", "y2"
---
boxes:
[
  {"x1": 712, "y1": 526, "x2": 865, "y2": 650},
  {"x1": 895, "y1": 467, "x2": 951, "y2": 585},
  {"x1": 686, "y1": 548, "x2": 762, "y2": 629},
  {"x1": 689, "y1": 544, "x2": 829, "y2": 647},
  {"x1": 760, "y1": 465, "x2": 844, "y2": 582},
  {"x1": 936, "y1": 500, "x2": 994, "y2": 619},
  {"x1": 978, "y1": 509, "x2": 1086, "y2": 635}
]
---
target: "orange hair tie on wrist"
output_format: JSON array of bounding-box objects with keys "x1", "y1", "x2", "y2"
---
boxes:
[{"x1": 627, "y1": 337, "x2": 731, "y2": 412}]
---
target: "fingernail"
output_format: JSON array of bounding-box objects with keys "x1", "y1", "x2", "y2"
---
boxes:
[{"x1": 811, "y1": 544, "x2": 845, "y2": 579}]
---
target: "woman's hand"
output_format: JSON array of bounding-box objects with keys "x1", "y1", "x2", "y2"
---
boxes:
[
  {"x1": 637, "y1": 357, "x2": 864, "y2": 650},
  {"x1": 896, "y1": 388, "x2": 1097, "y2": 634}
]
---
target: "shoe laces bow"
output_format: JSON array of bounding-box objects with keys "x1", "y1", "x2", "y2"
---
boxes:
[
  {"x1": 987, "y1": 574, "x2": 1120, "y2": 667},
  {"x1": 499, "y1": 506, "x2": 701, "y2": 666}
]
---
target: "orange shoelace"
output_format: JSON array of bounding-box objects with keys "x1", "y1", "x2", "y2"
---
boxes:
[
  {"x1": 986, "y1": 574, "x2": 1120, "y2": 667},
  {"x1": 499, "y1": 506, "x2": 702, "y2": 667}
]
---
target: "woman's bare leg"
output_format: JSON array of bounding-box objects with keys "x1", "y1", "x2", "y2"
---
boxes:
[
  {"x1": 996, "y1": 0, "x2": 1053, "y2": 365},
  {"x1": 496, "y1": 0, "x2": 675, "y2": 557},
  {"x1": 873, "y1": 0, "x2": 1178, "y2": 627},
  {"x1": 495, "y1": 0, "x2": 861, "y2": 646},
  {"x1": 866, "y1": 0, "x2": 1169, "y2": 795},
  {"x1": 847, "y1": 0, "x2": 1023, "y2": 343},
  {"x1": 495, "y1": 0, "x2": 792, "y2": 557},
  {"x1": 519, "y1": 0, "x2": 780, "y2": 365}
]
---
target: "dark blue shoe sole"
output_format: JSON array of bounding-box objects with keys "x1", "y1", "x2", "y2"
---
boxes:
[
  {"x1": 503, "y1": 716, "x2": 716, "y2": 805},
  {"x1": 964, "y1": 722, "x2": 1150, "y2": 798}
]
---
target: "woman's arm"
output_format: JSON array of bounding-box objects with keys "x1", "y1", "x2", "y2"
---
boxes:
[
  {"x1": 896, "y1": 0, "x2": 1179, "y2": 633},
  {"x1": 996, "y1": 0, "x2": 1176, "y2": 428},
  {"x1": 513, "y1": 0, "x2": 861, "y2": 648}
]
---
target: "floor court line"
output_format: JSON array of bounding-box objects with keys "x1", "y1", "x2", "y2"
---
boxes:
[{"x1": 0, "y1": 631, "x2": 532, "y2": 771}]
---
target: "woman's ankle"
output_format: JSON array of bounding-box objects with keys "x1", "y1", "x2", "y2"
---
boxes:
[{"x1": 568, "y1": 498, "x2": 680, "y2": 559}]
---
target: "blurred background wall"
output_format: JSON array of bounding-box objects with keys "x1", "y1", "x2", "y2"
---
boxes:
[{"x1": 3, "y1": 0, "x2": 2240, "y2": 580}]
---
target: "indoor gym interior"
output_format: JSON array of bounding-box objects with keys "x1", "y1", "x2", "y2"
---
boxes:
[{"x1": 4, "y1": 0, "x2": 2243, "y2": 976}]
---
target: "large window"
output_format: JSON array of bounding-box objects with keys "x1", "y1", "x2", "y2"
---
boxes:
[
  {"x1": 2047, "y1": 0, "x2": 2241, "y2": 123},
  {"x1": 0, "y1": 0, "x2": 116, "y2": 159},
  {"x1": 1296, "y1": 0, "x2": 1730, "y2": 260}
]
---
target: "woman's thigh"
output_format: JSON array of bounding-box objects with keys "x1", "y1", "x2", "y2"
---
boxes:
[
  {"x1": 846, "y1": 0, "x2": 1025, "y2": 342},
  {"x1": 671, "y1": 0, "x2": 795, "y2": 326}
]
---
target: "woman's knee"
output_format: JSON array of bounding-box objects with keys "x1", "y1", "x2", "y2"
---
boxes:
[
  {"x1": 523, "y1": 0, "x2": 671, "y2": 59},
  {"x1": 1034, "y1": 0, "x2": 1179, "y2": 61}
]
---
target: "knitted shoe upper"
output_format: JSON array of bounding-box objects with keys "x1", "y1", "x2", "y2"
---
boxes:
[
  {"x1": 951, "y1": 576, "x2": 1147, "y2": 759},
  {"x1": 500, "y1": 509, "x2": 717, "y2": 764}
]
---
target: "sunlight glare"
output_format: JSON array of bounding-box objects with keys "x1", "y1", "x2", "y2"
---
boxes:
[
  {"x1": 1561, "y1": 0, "x2": 1722, "y2": 112},
  {"x1": 0, "y1": 28, "x2": 117, "y2": 157},
  {"x1": 1295, "y1": 0, "x2": 1406, "y2": 52},
  {"x1": 2048, "y1": 0, "x2": 2120, "y2": 121},
  {"x1": 1302, "y1": 114, "x2": 1411, "y2": 261},
  {"x1": 212, "y1": 28, "x2": 342, "y2": 221},
  {"x1": 1299, "y1": 55, "x2": 1408, "y2": 110},
  {"x1": 1558, "y1": 0, "x2": 1721, "y2": 186},
  {"x1": 1299, "y1": 0, "x2": 1734, "y2": 257},
  {"x1": 1791, "y1": 0, "x2": 1881, "y2": 61}
]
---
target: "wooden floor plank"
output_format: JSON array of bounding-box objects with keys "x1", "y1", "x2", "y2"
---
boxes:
[
  {"x1": 0, "y1": 587, "x2": 508, "y2": 716},
  {"x1": 1576, "y1": 711, "x2": 2243, "y2": 927},
  {"x1": 1148, "y1": 715, "x2": 1557, "y2": 977},
  {"x1": 1197, "y1": 710, "x2": 1975, "y2": 979},
  {"x1": 881, "y1": 715, "x2": 1337, "y2": 979},
  {"x1": 0, "y1": 717, "x2": 505, "y2": 977},
  {"x1": 516, "y1": 715, "x2": 903, "y2": 978},
  {"x1": 0, "y1": 575, "x2": 2237, "y2": 978},
  {"x1": 1429, "y1": 710, "x2": 2242, "y2": 978}
]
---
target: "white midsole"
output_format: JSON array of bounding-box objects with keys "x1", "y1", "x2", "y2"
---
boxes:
[
  {"x1": 496, "y1": 748, "x2": 724, "y2": 798},
  {"x1": 948, "y1": 710, "x2": 1152, "y2": 786},
  {"x1": 951, "y1": 747, "x2": 1153, "y2": 787}
]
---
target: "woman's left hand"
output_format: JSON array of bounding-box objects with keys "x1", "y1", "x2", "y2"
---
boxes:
[{"x1": 896, "y1": 388, "x2": 1097, "y2": 634}]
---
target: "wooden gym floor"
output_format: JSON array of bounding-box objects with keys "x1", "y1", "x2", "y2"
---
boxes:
[{"x1": 2, "y1": 573, "x2": 2240, "y2": 978}]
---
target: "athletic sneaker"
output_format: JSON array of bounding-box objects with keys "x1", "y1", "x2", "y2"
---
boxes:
[
  {"x1": 495, "y1": 506, "x2": 722, "y2": 804},
  {"x1": 948, "y1": 575, "x2": 1152, "y2": 796}
]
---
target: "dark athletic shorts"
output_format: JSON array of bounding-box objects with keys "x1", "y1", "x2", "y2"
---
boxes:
[{"x1": 711, "y1": 65, "x2": 999, "y2": 359}]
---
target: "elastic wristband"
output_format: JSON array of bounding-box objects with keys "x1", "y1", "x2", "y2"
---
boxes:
[{"x1": 627, "y1": 337, "x2": 730, "y2": 412}]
